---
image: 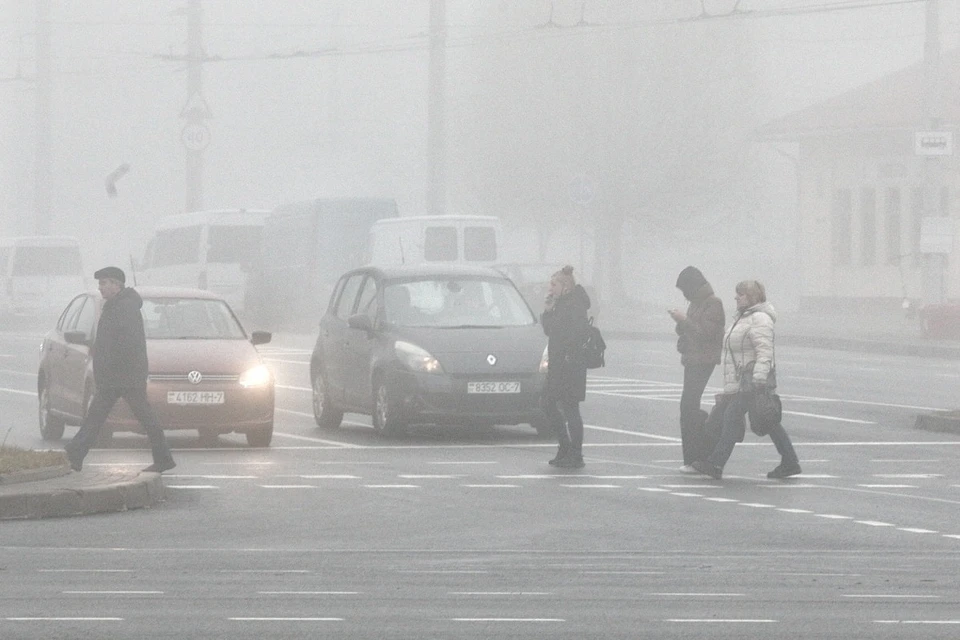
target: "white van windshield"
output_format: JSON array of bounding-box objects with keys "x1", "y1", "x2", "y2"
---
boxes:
[
  {"x1": 151, "y1": 226, "x2": 202, "y2": 267},
  {"x1": 207, "y1": 225, "x2": 262, "y2": 264},
  {"x1": 12, "y1": 246, "x2": 82, "y2": 276}
]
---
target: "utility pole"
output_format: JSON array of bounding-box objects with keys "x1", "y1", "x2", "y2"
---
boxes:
[
  {"x1": 182, "y1": 0, "x2": 208, "y2": 212},
  {"x1": 34, "y1": 0, "x2": 52, "y2": 234},
  {"x1": 427, "y1": 0, "x2": 446, "y2": 216},
  {"x1": 919, "y1": 0, "x2": 947, "y2": 307}
]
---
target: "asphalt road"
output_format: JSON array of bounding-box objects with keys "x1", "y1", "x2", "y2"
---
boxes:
[{"x1": 1, "y1": 329, "x2": 960, "y2": 639}]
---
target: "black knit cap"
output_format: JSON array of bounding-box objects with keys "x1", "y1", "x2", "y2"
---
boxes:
[
  {"x1": 675, "y1": 266, "x2": 706, "y2": 296},
  {"x1": 94, "y1": 266, "x2": 125, "y2": 285}
]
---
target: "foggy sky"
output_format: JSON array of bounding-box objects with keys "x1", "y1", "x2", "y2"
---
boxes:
[{"x1": 1, "y1": 0, "x2": 956, "y2": 307}]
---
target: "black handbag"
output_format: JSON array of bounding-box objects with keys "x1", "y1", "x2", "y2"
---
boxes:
[{"x1": 727, "y1": 320, "x2": 782, "y2": 437}]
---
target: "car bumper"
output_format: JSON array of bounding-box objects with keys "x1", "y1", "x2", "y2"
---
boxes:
[
  {"x1": 390, "y1": 370, "x2": 546, "y2": 425},
  {"x1": 103, "y1": 381, "x2": 274, "y2": 434}
]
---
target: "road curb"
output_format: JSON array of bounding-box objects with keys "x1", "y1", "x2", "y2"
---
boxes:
[{"x1": 0, "y1": 472, "x2": 166, "y2": 521}]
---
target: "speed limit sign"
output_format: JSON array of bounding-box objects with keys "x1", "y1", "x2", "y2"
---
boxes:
[{"x1": 181, "y1": 123, "x2": 211, "y2": 152}]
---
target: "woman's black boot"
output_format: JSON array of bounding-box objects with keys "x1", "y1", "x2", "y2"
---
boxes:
[{"x1": 548, "y1": 444, "x2": 570, "y2": 466}]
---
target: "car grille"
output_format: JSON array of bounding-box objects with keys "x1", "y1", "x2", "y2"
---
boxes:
[{"x1": 148, "y1": 374, "x2": 239, "y2": 383}]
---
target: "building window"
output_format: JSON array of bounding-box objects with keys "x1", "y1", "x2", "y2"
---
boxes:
[
  {"x1": 884, "y1": 187, "x2": 901, "y2": 265},
  {"x1": 831, "y1": 189, "x2": 852, "y2": 266},
  {"x1": 911, "y1": 187, "x2": 924, "y2": 266},
  {"x1": 860, "y1": 187, "x2": 876, "y2": 266}
]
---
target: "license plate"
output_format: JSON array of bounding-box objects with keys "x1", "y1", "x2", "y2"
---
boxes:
[
  {"x1": 467, "y1": 381, "x2": 520, "y2": 394},
  {"x1": 167, "y1": 391, "x2": 224, "y2": 405}
]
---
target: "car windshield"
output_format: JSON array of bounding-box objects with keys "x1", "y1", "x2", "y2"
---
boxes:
[
  {"x1": 141, "y1": 297, "x2": 246, "y2": 339},
  {"x1": 383, "y1": 277, "x2": 535, "y2": 328}
]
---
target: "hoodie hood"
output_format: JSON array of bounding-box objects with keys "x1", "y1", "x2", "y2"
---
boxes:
[{"x1": 676, "y1": 266, "x2": 708, "y2": 300}]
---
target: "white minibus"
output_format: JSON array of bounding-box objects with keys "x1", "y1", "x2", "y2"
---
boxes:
[
  {"x1": 0, "y1": 236, "x2": 85, "y2": 322},
  {"x1": 139, "y1": 209, "x2": 268, "y2": 313},
  {"x1": 368, "y1": 215, "x2": 501, "y2": 267}
]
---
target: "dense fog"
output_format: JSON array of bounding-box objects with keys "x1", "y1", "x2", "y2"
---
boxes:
[{"x1": 2, "y1": 0, "x2": 956, "y2": 323}]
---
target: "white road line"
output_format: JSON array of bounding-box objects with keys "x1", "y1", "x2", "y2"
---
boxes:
[
  {"x1": 739, "y1": 503, "x2": 776, "y2": 508},
  {"x1": 453, "y1": 618, "x2": 564, "y2": 622},
  {"x1": 40, "y1": 569, "x2": 132, "y2": 573},
  {"x1": 258, "y1": 485, "x2": 316, "y2": 489},
  {"x1": 399, "y1": 474, "x2": 465, "y2": 479},
  {"x1": 816, "y1": 514, "x2": 853, "y2": 520},
  {"x1": 876, "y1": 620, "x2": 960, "y2": 624},
  {"x1": 166, "y1": 485, "x2": 219, "y2": 489},
  {"x1": 871, "y1": 459, "x2": 940, "y2": 463},
  {"x1": 669, "y1": 492, "x2": 703, "y2": 497},
  {"x1": 258, "y1": 591, "x2": 359, "y2": 595},
  {"x1": 461, "y1": 484, "x2": 519, "y2": 488},
  {"x1": 63, "y1": 590, "x2": 163, "y2": 595},
  {"x1": 220, "y1": 570, "x2": 309, "y2": 573},
  {"x1": 229, "y1": 617, "x2": 342, "y2": 621},
  {"x1": 873, "y1": 474, "x2": 942, "y2": 478},
  {"x1": 559, "y1": 484, "x2": 621, "y2": 489},
  {"x1": 667, "y1": 619, "x2": 775, "y2": 623},
  {"x1": 450, "y1": 591, "x2": 551, "y2": 596},
  {"x1": 364, "y1": 484, "x2": 420, "y2": 488},
  {"x1": 168, "y1": 475, "x2": 257, "y2": 479},
  {"x1": 8, "y1": 617, "x2": 124, "y2": 621},
  {"x1": 777, "y1": 508, "x2": 813, "y2": 513},
  {"x1": 0, "y1": 386, "x2": 33, "y2": 396},
  {"x1": 858, "y1": 484, "x2": 917, "y2": 488},
  {"x1": 585, "y1": 423, "x2": 680, "y2": 441},
  {"x1": 845, "y1": 594, "x2": 939, "y2": 599},
  {"x1": 782, "y1": 410, "x2": 874, "y2": 424},
  {"x1": 898, "y1": 527, "x2": 938, "y2": 534},
  {"x1": 651, "y1": 592, "x2": 744, "y2": 597},
  {"x1": 298, "y1": 475, "x2": 359, "y2": 479},
  {"x1": 428, "y1": 461, "x2": 498, "y2": 465},
  {"x1": 582, "y1": 571, "x2": 664, "y2": 575},
  {"x1": 856, "y1": 520, "x2": 895, "y2": 527},
  {"x1": 638, "y1": 487, "x2": 671, "y2": 493}
]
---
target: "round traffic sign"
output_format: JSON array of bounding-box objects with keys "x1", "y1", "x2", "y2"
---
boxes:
[{"x1": 181, "y1": 123, "x2": 211, "y2": 152}]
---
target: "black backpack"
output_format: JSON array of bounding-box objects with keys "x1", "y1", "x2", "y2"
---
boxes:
[{"x1": 582, "y1": 317, "x2": 606, "y2": 369}]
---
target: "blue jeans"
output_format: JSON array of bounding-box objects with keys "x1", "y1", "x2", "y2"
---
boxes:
[{"x1": 706, "y1": 393, "x2": 798, "y2": 470}]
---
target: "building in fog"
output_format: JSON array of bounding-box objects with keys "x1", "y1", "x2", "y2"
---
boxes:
[{"x1": 761, "y1": 51, "x2": 960, "y2": 313}]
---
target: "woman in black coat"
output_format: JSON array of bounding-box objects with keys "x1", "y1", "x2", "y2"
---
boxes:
[{"x1": 541, "y1": 265, "x2": 591, "y2": 469}]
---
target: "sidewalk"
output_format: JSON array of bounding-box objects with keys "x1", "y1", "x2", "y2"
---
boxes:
[{"x1": 0, "y1": 465, "x2": 165, "y2": 521}]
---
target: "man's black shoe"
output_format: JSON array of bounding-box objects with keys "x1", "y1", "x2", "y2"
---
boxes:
[
  {"x1": 767, "y1": 463, "x2": 802, "y2": 479},
  {"x1": 692, "y1": 460, "x2": 722, "y2": 480},
  {"x1": 548, "y1": 446, "x2": 569, "y2": 466},
  {"x1": 64, "y1": 446, "x2": 82, "y2": 472},
  {"x1": 143, "y1": 459, "x2": 176, "y2": 473},
  {"x1": 556, "y1": 454, "x2": 585, "y2": 469}
]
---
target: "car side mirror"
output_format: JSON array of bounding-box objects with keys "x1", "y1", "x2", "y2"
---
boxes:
[
  {"x1": 347, "y1": 314, "x2": 374, "y2": 333},
  {"x1": 250, "y1": 330, "x2": 272, "y2": 346},
  {"x1": 64, "y1": 330, "x2": 89, "y2": 346}
]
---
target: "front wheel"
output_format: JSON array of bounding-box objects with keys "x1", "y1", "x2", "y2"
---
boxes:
[
  {"x1": 372, "y1": 378, "x2": 406, "y2": 437},
  {"x1": 312, "y1": 371, "x2": 343, "y2": 429},
  {"x1": 38, "y1": 385, "x2": 66, "y2": 441},
  {"x1": 246, "y1": 423, "x2": 274, "y2": 447}
]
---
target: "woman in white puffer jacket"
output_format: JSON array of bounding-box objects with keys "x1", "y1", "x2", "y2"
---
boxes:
[{"x1": 693, "y1": 280, "x2": 801, "y2": 480}]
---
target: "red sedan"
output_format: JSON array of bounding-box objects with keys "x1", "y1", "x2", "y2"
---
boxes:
[{"x1": 37, "y1": 287, "x2": 275, "y2": 447}]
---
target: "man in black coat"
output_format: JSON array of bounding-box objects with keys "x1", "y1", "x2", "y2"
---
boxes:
[{"x1": 65, "y1": 267, "x2": 176, "y2": 473}]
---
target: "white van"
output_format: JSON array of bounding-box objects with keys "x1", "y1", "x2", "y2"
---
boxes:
[
  {"x1": 0, "y1": 236, "x2": 85, "y2": 320},
  {"x1": 139, "y1": 209, "x2": 268, "y2": 313},
  {"x1": 368, "y1": 215, "x2": 502, "y2": 267}
]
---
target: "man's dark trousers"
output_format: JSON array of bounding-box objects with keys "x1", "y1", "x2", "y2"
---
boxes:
[
  {"x1": 67, "y1": 386, "x2": 173, "y2": 464},
  {"x1": 679, "y1": 363, "x2": 715, "y2": 466}
]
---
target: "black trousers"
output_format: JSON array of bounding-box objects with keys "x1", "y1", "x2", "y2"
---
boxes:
[
  {"x1": 546, "y1": 397, "x2": 584, "y2": 454},
  {"x1": 67, "y1": 386, "x2": 173, "y2": 464},
  {"x1": 679, "y1": 363, "x2": 715, "y2": 465}
]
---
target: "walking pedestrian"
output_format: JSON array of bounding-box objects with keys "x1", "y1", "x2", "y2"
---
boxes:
[
  {"x1": 541, "y1": 265, "x2": 591, "y2": 469},
  {"x1": 669, "y1": 266, "x2": 724, "y2": 473},
  {"x1": 64, "y1": 266, "x2": 176, "y2": 473},
  {"x1": 692, "y1": 280, "x2": 801, "y2": 480}
]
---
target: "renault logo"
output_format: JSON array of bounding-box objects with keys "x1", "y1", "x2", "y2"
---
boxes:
[
  {"x1": 486, "y1": 354, "x2": 497, "y2": 366},
  {"x1": 187, "y1": 371, "x2": 203, "y2": 385}
]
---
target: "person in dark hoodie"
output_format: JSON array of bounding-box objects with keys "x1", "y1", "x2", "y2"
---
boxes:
[
  {"x1": 669, "y1": 266, "x2": 725, "y2": 472},
  {"x1": 541, "y1": 265, "x2": 591, "y2": 469},
  {"x1": 64, "y1": 266, "x2": 176, "y2": 473}
]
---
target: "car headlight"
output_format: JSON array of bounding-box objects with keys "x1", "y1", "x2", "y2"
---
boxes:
[
  {"x1": 238, "y1": 364, "x2": 272, "y2": 388},
  {"x1": 395, "y1": 340, "x2": 443, "y2": 374},
  {"x1": 539, "y1": 345, "x2": 549, "y2": 373}
]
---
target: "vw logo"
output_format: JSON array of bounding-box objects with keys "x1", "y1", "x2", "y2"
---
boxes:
[
  {"x1": 187, "y1": 371, "x2": 203, "y2": 385},
  {"x1": 486, "y1": 354, "x2": 497, "y2": 366}
]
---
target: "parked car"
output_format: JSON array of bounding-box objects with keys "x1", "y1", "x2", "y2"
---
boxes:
[
  {"x1": 37, "y1": 287, "x2": 275, "y2": 447},
  {"x1": 310, "y1": 264, "x2": 550, "y2": 436},
  {"x1": 494, "y1": 262, "x2": 600, "y2": 320}
]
